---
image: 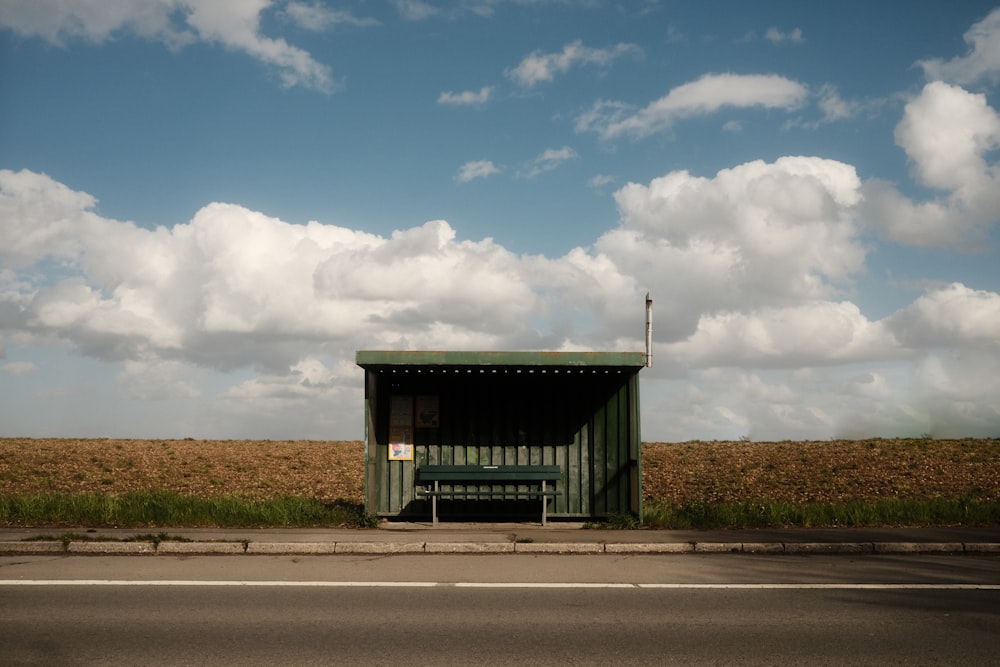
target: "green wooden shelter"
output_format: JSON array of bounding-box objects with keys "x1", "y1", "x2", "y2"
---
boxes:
[{"x1": 356, "y1": 350, "x2": 646, "y2": 522}]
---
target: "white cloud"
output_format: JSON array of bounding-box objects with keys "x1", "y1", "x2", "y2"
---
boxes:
[
  {"x1": 814, "y1": 84, "x2": 886, "y2": 123},
  {"x1": 506, "y1": 39, "x2": 640, "y2": 88},
  {"x1": 438, "y1": 86, "x2": 493, "y2": 106},
  {"x1": 392, "y1": 0, "x2": 440, "y2": 21},
  {"x1": 861, "y1": 81, "x2": 1000, "y2": 247},
  {"x1": 0, "y1": 0, "x2": 335, "y2": 92},
  {"x1": 765, "y1": 27, "x2": 804, "y2": 44},
  {"x1": 117, "y1": 358, "x2": 200, "y2": 400},
  {"x1": 576, "y1": 73, "x2": 809, "y2": 140},
  {"x1": 455, "y1": 160, "x2": 501, "y2": 182},
  {"x1": 281, "y1": 2, "x2": 379, "y2": 31},
  {"x1": 0, "y1": 0, "x2": 193, "y2": 48},
  {"x1": 919, "y1": 7, "x2": 1000, "y2": 84},
  {"x1": 664, "y1": 301, "x2": 895, "y2": 368},
  {"x1": 588, "y1": 174, "x2": 616, "y2": 188},
  {"x1": 610, "y1": 156, "x2": 865, "y2": 308},
  {"x1": 886, "y1": 283, "x2": 1000, "y2": 350},
  {"x1": 1, "y1": 172, "x2": 545, "y2": 373},
  {"x1": 520, "y1": 146, "x2": 579, "y2": 178},
  {"x1": 0, "y1": 169, "x2": 95, "y2": 268},
  {"x1": 1, "y1": 361, "x2": 37, "y2": 376},
  {"x1": 895, "y1": 82, "x2": 1000, "y2": 194},
  {"x1": 3, "y1": 136, "x2": 1000, "y2": 439}
]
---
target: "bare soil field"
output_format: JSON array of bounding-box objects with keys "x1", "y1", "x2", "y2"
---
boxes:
[{"x1": 1, "y1": 438, "x2": 997, "y2": 505}]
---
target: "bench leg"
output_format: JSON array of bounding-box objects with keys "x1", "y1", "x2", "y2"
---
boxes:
[
  {"x1": 541, "y1": 480, "x2": 547, "y2": 526},
  {"x1": 432, "y1": 481, "x2": 439, "y2": 526}
]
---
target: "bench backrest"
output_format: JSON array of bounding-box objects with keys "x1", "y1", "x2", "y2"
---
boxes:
[{"x1": 418, "y1": 464, "x2": 560, "y2": 482}]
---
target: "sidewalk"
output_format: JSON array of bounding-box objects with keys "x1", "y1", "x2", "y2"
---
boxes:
[{"x1": 2, "y1": 523, "x2": 999, "y2": 555}]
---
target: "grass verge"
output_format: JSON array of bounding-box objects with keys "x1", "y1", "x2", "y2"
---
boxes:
[
  {"x1": 23, "y1": 532, "x2": 194, "y2": 547},
  {"x1": 642, "y1": 497, "x2": 1000, "y2": 529},
  {"x1": 0, "y1": 491, "x2": 378, "y2": 529}
]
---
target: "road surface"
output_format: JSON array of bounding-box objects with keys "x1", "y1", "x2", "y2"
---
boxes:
[{"x1": 2, "y1": 553, "x2": 998, "y2": 666}]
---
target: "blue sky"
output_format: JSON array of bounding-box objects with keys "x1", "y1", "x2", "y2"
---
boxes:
[{"x1": 2, "y1": 0, "x2": 1000, "y2": 441}]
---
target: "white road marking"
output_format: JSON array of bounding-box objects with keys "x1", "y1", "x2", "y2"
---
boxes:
[
  {"x1": 0, "y1": 580, "x2": 438, "y2": 587},
  {"x1": 1, "y1": 580, "x2": 998, "y2": 590}
]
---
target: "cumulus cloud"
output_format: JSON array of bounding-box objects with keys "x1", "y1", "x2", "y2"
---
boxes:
[
  {"x1": 886, "y1": 283, "x2": 1000, "y2": 350},
  {"x1": 506, "y1": 40, "x2": 640, "y2": 88},
  {"x1": 520, "y1": 146, "x2": 579, "y2": 178},
  {"x1": 918, "y1": 7, "x2": 1000, "y2": 84},
  {"x1": 811, "y1": 84, "x2": 885, "y2": 124},
  {"x1": 861, "y1": 81, "x2": 1000, "y2": 247},
  {"x1": 765, "y1": 27, "x2": 804, "y2": 44},
  {"x1": 280, "y1": 2, "x2": 379, "y2": 31},
  {"x1": 117, "y1": 358, "x2": 201, "y2": 400},
  {"x1": 609, "y1": 156, "x2": 866, "y2": 312},
  {"x1": 438, "y1": 86, "x2": 493, "y2": 106},
  {"x1": 664, "y1": 302, "x2": 894, "y2": 369},
  {"x1": 576, "y1": 73, "x2": 809, "y2": 140},
  {"x1": 0, "y1": 171, "x2": 542, "y2": 369},
  {"x1": 392, "y1": 0, "x2": 440, "y2": 21},
  {"x1": 0, "y1": 0, "x2": 335, "y2": 92},
  {"x1": 1, "y1": 361, "x2": 37, "y2": 376},
  {"x1": 0, "y1": 0, "x2": 192, "y2": 47},
  {"x1": 455, "y1": 160, "x2": 501, "y2": 182},
  {"x1": 3, "y1": 156, "x2": 874, "y2": 373},
  {"x1": 4, "y1": 132, "x2": 1000, "y2": 439},
  {"x1": 588, "y1": 174, "x2": 616, "y2": 188}
]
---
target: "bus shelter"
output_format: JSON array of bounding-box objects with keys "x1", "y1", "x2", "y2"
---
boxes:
[{"x1": 356, "y1": 350, "x2": 645, "y2": 522}]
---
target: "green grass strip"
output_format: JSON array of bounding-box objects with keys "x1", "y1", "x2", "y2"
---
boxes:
[
  {"x1": 0, "y1": 492, "x2": 376, "y2": 528},
  {"x1": 642, "y1": 498, "x2": 1000, "y2": 529}
]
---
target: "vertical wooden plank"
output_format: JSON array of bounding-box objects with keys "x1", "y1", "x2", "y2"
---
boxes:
[
  {"x1": 592, "y1": 392, "x2": 607, "y2": 517},
  {"x1": 629, "y1": 372, "x2": 642, "y2": 517},
  {"x1": 566, "y1": 425, "x2": 581, "y2": 515},
  {"x1": 604, "y1": 383, "x2": 619, "y2": 514},
  {"x1": 529, "y1": 374, "x2": 542, "y2": 467},
  {"x1": 604, "y1": 383, "x2": 617, "y2": 514},
  {"x1": 441, "y1": 377, "x2": 454, "y2": 466},
  {"x1": 387, "y1": 460, "x2": 398, "y2": 513},
  {"x1": 616, "y1": 382, "x2": 629, "y2": 514},
  {"x1": 377, "y1": 439, "x2": 390, "y2": 515},
  {"x1": 580, "y1": 418, "x2": 591, "y2": 516},
  {"x1": 363, "y1": 370, "x2": 376, "y2": 515},
  {"x1": 401, "y1": 458, "x2": 415, "y2": 511}
]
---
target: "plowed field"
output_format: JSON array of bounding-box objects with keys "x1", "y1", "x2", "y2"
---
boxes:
[{"x1": 2, "y1": 438, "x2": 997, "y2": 505}]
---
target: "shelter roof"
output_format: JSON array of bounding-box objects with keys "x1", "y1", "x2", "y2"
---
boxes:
[{"x1": 356, "y1": 350, "x2": 646, "y2": 370}]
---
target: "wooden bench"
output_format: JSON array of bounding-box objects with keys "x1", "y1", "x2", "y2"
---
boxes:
[{"x1": 417, "y1": 465, "x2": 561, "y2": 525}]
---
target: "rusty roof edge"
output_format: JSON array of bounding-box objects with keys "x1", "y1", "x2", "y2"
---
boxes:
[{"x1": 356, "y1": 350, "x2": 646, "y2": 368}]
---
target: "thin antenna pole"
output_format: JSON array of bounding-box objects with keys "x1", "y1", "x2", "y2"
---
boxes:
[{"x1": 645, "y1": 292, "x2": 653, "y2": 367}]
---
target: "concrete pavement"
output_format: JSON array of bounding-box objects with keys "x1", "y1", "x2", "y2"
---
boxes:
[{"x1": 2, "y1": 523, "x2": 999, "y2": 555}]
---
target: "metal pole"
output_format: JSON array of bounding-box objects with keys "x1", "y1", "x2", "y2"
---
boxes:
[{"x1": 645, "y1": 292, "x2": 653, "y2": 367}]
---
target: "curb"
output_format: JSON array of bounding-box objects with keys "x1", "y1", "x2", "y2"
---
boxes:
[
  {"x1": 157, "y1": 541, "x2": 246, "y2": 555},
  {"x1": 66, "y1": 541, "x2": 155, "y2": 554},
  {"x1": 783, "y1": 542, "x2": 872, "y2": 554},
  {"x1": 246, "y1": 542, "x2": 338, "y2": 555},
  {"x1": 3, "y1": 540, "x2": 1000, "y2": 556},
  {"x1": 424, "y1": 542, "x2": 515, "y2": 554}
]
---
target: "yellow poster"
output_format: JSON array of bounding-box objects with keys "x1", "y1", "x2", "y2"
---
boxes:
[{"x1": 388, "y1": 428, "x2": 413, "y2": 461}]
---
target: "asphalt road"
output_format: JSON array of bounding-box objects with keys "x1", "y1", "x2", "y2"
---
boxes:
[{"x1": 2, "y1": 553, "x2": 999, "y2": 666}]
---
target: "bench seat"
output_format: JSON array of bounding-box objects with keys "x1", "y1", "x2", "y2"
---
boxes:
[{"x1": 417, "y1": 464, "x2": 561, "y2": 525}]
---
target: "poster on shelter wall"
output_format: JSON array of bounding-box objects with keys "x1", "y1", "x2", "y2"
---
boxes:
[
  {"x1": 390, "y1": 395, "x2": 414, "y2": 427},
  {"x1": 415, "y1": 395, "x2": 440, "y2": 428},
  {"x1": 388, "y1": 428, "x2": 413, "y2": 461}
]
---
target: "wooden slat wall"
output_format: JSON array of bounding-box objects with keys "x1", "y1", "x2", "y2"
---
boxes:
[{"x1": 365, "y1": 367, "x2": 640, "y2": 519}]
